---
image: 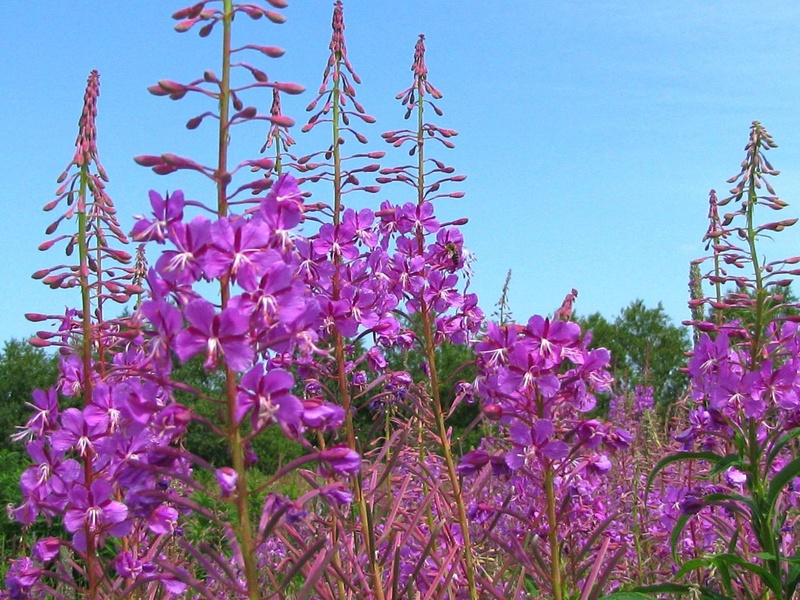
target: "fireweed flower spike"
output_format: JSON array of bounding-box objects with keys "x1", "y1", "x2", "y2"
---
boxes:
[
  {"x1": 301, "y1": 0, "x2": 384, "y2": 205},
  {"x1": 648, "y1": 122, "x2": 800, "y2": 598},
  {"x1": 376, "y1": 31, "x2": 483, "y2": 600},
  {"x1": 32, "y1": 70, "x2": 137, "y2": 355},
  {"x1": 460, "y1": 290, "x2": 629, "y2": 599},
  {"x1": 10, "y1": 5, "x2": 371, "y2": 600},
  {"x1": 12, "y1": 70, "x2": 151, "y2": 600},
  {"x1": 294, "y1": 4, "x2": 408, "y2": 597}
]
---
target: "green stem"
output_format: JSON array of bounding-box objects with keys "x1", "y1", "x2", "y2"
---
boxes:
[
  {"x1": 544, "y1": 462, "x2": 563, "y2": 600},
  {"x1": 78, "y1": 165, "x2": 93, "y2": 408},
  {"x1": 745, "y1": 176, "x2": 765, "y2": 368},
  {"x1": 217, "y1": 3, "x2": 259, "y2": 598},
  {"x1": 742, "y1": 141, "x2": 783, "y2": 598},
  {"x1": 330, "y1": 49, "x2": 386, "y2": 600},
  {"x1": 420, "y1": 310, "x2": 479, "y2": 600},
  {"x1": 416, "y1": 80, "x2": 424, "y2": 206},
  {"x1": 413, "y1": 77, "x2": 478, "y2": 600},
  {"x1": 77, "y1": 163, "x2": 99, "y2": 599},
  {"x1": 273, "y1": 131, "x2": 283, "y2": 175}
]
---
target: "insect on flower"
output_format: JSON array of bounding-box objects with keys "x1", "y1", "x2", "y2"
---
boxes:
[{"x1": 445, "y1": 241, "x2": 460, "y2": 269}]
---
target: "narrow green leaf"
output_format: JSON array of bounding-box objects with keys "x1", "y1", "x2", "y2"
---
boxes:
[
  {"x1": 766, "y1": 456, "x2": 800, "y2": 514},
  {"x1": 726, "y1": 527, "x2": 739, "y2": 554},
  {"x1": 675, "y1": 557, "x2": 712, "y2": 578},
  {"x1": 752, "y1": 552, "x2": 777, "y2": 561},
  {"x1": 766, "y1": 428, "x2": 800, "y2": 469},
  {"x1": 695, "y1": 587, "x2": 735, "y2": 600},
  {"x1": 712, "y1": 553, "x2": 782, "y2": 593},
  {"x1": 597, "y1": 593, "x2": 653, "y2": 600},
  {"x1": 670, "y1": 513, "x2": 692, "y2": 562},
  {"x1": 647, "y1": 451, "x2": 723, "y2": 492},
  {"x1": 634, "y1": 583, "x2": 693, "y2": 593},
  {"x1": 523, "y1": 573, "x2": 539, "y2": 594},
  {"x1": 703, "y1": 491, "x2": 757, "y2": 513},
  {"x1": 715, "y1": 554, "x2": 734, "y2": 598},
  {"x1": 706, "y1": 452, "x2": 745, "y2": 478}
]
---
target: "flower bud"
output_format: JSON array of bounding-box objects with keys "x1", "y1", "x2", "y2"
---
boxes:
[{"x1": 483, "y1": 404, "x2": 503, "y2": 421}]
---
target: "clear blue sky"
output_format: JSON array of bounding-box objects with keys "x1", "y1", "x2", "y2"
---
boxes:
[{"x1": 3, "y1": 1, "x2": 800, "y2": 343}]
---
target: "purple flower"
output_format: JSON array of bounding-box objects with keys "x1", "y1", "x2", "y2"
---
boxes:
[
  {"x1": 422, "y1": 270, "x2": 461, "y2": 312},
  {"x1": 51, "y1": 407, "x2": 107, "y2": 457},
  {"x1": 3, "y1": 557, "x2": 40, "y2": 600},
  {"x1": 230, "y1": 259, "x2": 311, "y2": 334},
  {"x1": 316, "y1": 222, "x2": 359, "y2": 260},
  {"x1": 301, "y1": 398, "x2": 345, "y2": 431},
  {"x1": 58, "y1": 354, "x2": 85, "y2": 397},
  {"x1": 679, "y1": 491, "x2": 705, "y2": 516},
  {"x1": 132, "y1": 189, "x2": 185, "y2": 244},
  {"x1": 147, "y1": 505, "x2": 178, "y2": 534},
  {"x1": 523, "y1": 315, "x2": 580, "y2": 369},
  {"x1": 506, "y1": 419, "x2": 569, "y2": 470},
  {"x1": 114, "y1": 378, "x2": 164, "y2": 426},
  {"x1": 64, "y1": 479, "x2": 130, "y2": 550},
  {"x1": 32, "y1": 538, "x2": 60, "y2": 563},
  {"x1": 318, "y1": 445, "x2": 361, "y2": 477},
  {"x1": 155, "y1": 216, "x2": 210, "y2": 285},
  {"x1": 319, "y1": 483, "x2": 354, "y2": 506},
  {"x1": 216, "y1": 467, "x2": 238, "y2": 499},
  {"x1": 204, "y1": 217, "x2": 276, "y2": 291},
  {"x1": 343, "y1": 207, "x2": 377, "y2": 248},
  {"x1": 267, "y1": 173, "x2": 303, "y2": 204},
  {"x1": 457, "y1": 449, "x2": 490, "y2": 477},
  {"x1": 113, "y1": 552, "x2": 143, "y2": 579},
  {"x1": 175, "y1": 299, "x2": 253, "y2": 372},
  {"x1": 11, "y1": 387, "x2": 59, "y2": 443},
  {"x1": 18, "y1": 442, "x2": 80, "y2": 519},
  {"x1": 236, "y1": 364, "x2": 302, "y2": 432},
  {"x1": 397, "y1": 201, "x2": 440, "y2": 235}
]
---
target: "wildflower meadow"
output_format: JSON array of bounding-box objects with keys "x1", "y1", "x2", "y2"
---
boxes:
[{"x1": 4, "y1": 2, "x2": 800, "y2": 599}]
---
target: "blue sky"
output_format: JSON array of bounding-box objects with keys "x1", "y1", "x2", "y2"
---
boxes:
[{"x1": 3, "y1": 1, "x2": 800, "y2": 343}]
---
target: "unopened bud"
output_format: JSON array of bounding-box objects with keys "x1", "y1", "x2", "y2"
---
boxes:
[
  {"x1": 258, "y1": 45, "x2": 285, "y2": 58},
  {"x1": 269, "y1": 114, "x2": 295, "y2": 128},
  {"x1": 483, "y1": 404, "x2": 503, "y2": 421},
  {"x1": 199, "y1": 22, "x2": 215, "y2": 37},
  {"x1": 134, "y1": 155, "x2": 163, "y2": 167},
  {"x1": 275, "y1": 82, "x2": 305, "y2": 95}
]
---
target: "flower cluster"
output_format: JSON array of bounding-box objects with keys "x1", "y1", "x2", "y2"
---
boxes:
[{"x1": 460, "y1": 301, "x2": 631, "y2": 597}]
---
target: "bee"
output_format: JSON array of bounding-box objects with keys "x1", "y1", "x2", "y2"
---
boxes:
[{"x1": 444, "y1": 242, "x2": 460, "y2": 270}]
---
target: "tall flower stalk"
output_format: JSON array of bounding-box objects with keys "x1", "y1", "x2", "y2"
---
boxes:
[
  {"x1": 647, "y1": 122, "x2": 800, "y2": 600},
  {"x1": 19, "y1": 70, "x2": 140, "y2": 599},
  {"x1": 136, "y1": 2, "x2": 359, "y2": 598},
  {"x1": 300, "y1": 2, "x2": 388, "y2": 595},
  {"x1": 381, "y1": 33, "x2": 479, "y2": 600}
]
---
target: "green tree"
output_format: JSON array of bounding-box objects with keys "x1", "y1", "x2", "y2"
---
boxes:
[
  {"x1": 0, "y1": 339, "x2": 59, "y2": 451},
  {"x1": 381, "y1": 314, "x2": 479, "y2": 452},
  {"x1": 0, "y1": 340, "x2": 60, "y2": 573},
  {"x1": 173, "y1": 355, "x2": 305, "y2": 474},
  {"x1": 578, "y1": 300, "x2": 690, "y2": 412}
]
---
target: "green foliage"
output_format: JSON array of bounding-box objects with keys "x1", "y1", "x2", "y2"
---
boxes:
[
  {"x1": 173, "y1": 355, "x2": 305, "y2": 474},
  {"x1": 0, "y1": 340, "x2": 58, "y2": 452},
  {"x1": 578, "y1": 300, "x2": 690, "y2": 412},
  {"x1": 0, "y1": 449, "x2": 27, "y2": 578},
  {"x1": 381, "y1": 313, "x2": 480, "y2": 453}
]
